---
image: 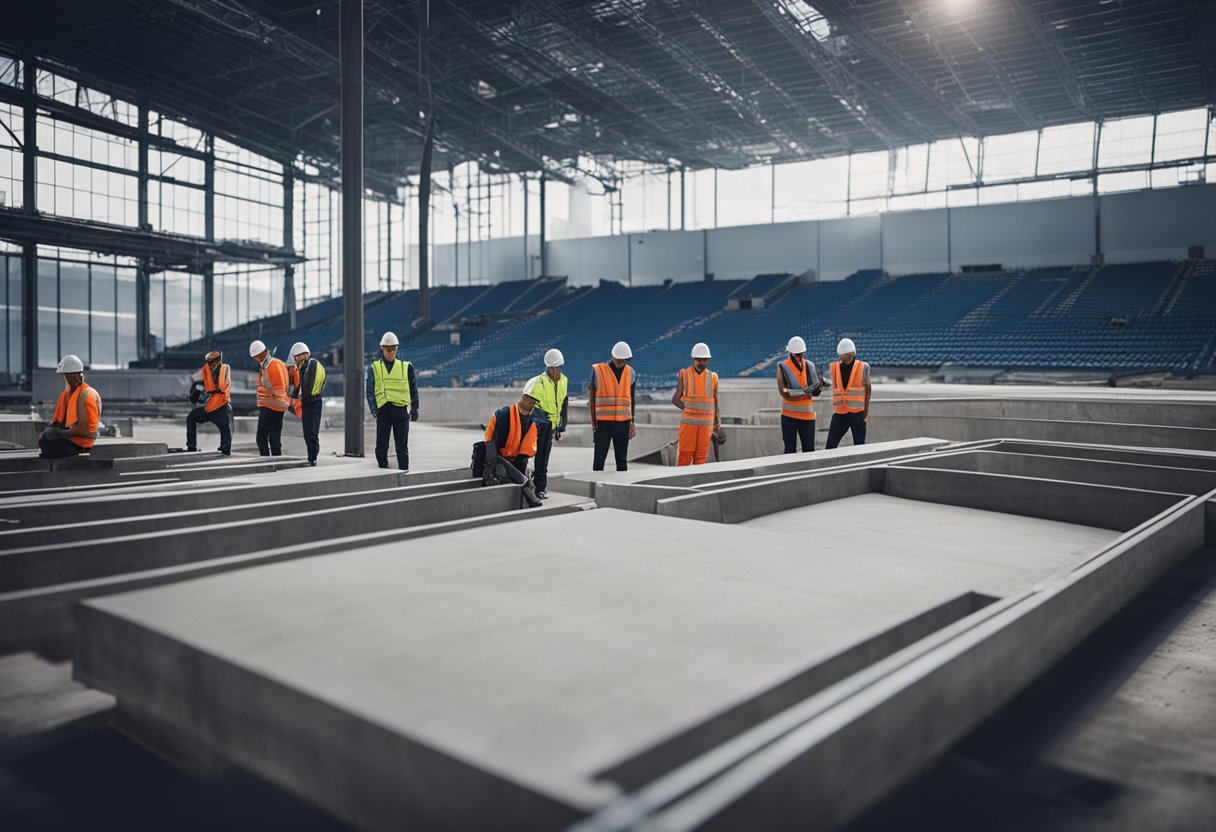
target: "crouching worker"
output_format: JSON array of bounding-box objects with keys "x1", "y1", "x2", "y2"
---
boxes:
[
  {"x1": 186, "y1": 350, "x2": 232, "y2": 454},
  {"x1": 39, "y1": 354, "x2": 101, "y2": 459},
  {"x1": 478, "y1": 387, "x2": 544, "y2": 508}
]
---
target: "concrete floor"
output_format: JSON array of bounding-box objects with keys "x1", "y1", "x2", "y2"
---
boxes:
[{"x1": 73, "y1": 501, "x2": 1116, "y2": 824}]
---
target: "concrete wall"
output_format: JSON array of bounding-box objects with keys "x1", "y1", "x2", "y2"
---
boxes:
[
  {"x1": 415, "y1": 184, "x2": 1216, "y2": 288},
  {"x1": 1101, "y1": 186, "x2": 1216, "y2": 263}
]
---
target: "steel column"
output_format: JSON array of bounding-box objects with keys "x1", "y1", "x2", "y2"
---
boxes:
[{"x1": 341, "y1": 0, "x2": 365, "y2": 456}]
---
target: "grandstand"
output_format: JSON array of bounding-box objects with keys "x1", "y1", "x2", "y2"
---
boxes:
[{"x1": 169, "y1": 258, "x2": 1216, "y2": 385}]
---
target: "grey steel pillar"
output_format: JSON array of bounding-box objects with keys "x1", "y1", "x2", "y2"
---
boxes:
[
  {"x1": 283, "y1": 164, "x2": 297, "y2": 328},
  {"x1": 203, "y1": 135, "x2": 215, "y2": 338},
  {"x1": 416, "y1": 0, "x2": 433, "y2": 323},
  {"x1": 135, "y1": 99, "x2": 152, "y2": 361},
  {"x1": 341, "y1": 0, "x2": 365, "y2": 456},
  {"x1": 539, "y1": 174, "x2": 547, "y2": 278},
  {"x1": 20, "y1": 49, "x2": 37, "y2": 383}
]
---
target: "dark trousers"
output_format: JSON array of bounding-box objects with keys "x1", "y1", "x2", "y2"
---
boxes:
[
  {"x1": 825, "y1": 411, "x2": 867, "y2": 449},
  {"x1": 492, "y1": 455, "x2": 529, "y2": 485},
  {"x1": 301, "y1": 399, "x2": 323, "y2": 463},
  {"x1": 256, "y1": 407, "x2": 285, "y2": 456},
  {"x1": 532, "y1": 422, "x2": 554, "y2": 492},
  {"x1": 186, "y1": 404, "x2": 233, "y2": 454},
  {"x1": 375, "y1": 404, "x2": 410, "y2": 470},
  {"x1": 781, "y1": 415, "x2": 816, "y2": 454},
  {"x1": 38, "y1": 437, "x2": 84, "y2": 459},
  {"x1": 593, "y1": 420, "x2": 630, "y2": 471}
]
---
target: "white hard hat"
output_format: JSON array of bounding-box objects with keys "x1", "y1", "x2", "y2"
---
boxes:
[
  {"x1": 544, "y1": 348, "x2": 564, "y2": 368},
  {"x1": 611, "y1": 341, "x2": 632, "y2": 360},
  {"x1": 380, "y1": 331, "x2": 399, "y2": 347},
  {"x1": 290, "y1": 341, "x2": 310, "y2": 357},
  {"x1": 56, "y1": 354, "x2": 84, "y2": 374},
  {"x1": 837, "y1": 338, "x2": 857, "y2": 355},
  {"x1": 786, "y1": 336, "x2": 807, "y2": 354},
  {"x1": 521, "y1": 376, "x2": 542, "y2": 399},
  {"x1": 249, "y1": 340, "x2": 267, "y2": 358},
  {"x1": 691, "y1": 342, "x2": 711, "y2": 359}
]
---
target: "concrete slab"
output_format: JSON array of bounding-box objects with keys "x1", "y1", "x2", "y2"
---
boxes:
[{"x1": 74, "y1": 505, "x2": 1120, "y2": 830}]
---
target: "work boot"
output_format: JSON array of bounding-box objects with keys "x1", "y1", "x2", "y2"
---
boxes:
[
  {"x1": 537, "y1": 491, "x2": 549, "y2": 500},
  {"x1": 521, "y1": 480, "x2": 543, "y2": 508}
]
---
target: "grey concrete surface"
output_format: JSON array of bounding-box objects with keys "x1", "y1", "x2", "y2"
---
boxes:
[
  {"x1": 881, "y1": 467, "x2": 1188, "y2": 532},
  {"x1": 617, "y1": 501, "x2": 1206, "y2": 832},
  {"x1": 0, "y1": 485, "x2": 537, "y2": 592},
  {"x1": 0, "y1": 416, "x2": 40, "y2": 450},
  {"x1": 897, "y1": 449, "x2": 1216, "y2": 495},
  {"x1": 846, "y1": 546, "x2": 1216, "y2": 832},
  {"x1": 73, "y1": 504, "x2": 1119, "y2": 830},
  {"x1": 0, "y1": 499, "x2": 590, "y2": 659},
  {"x1": 657, "y1": 467, "x2": 883, "y2": 524}
]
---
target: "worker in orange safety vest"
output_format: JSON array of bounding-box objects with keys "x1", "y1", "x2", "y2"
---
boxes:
[
  {"x1": 250, "y1": 339, "x2": 290, "y2": 456},
  {"x1": 671, "y1": 342, "x2": 720, "y2": 466},
  {"x1": 39, "y1": 354, "x2": 102, "y2": 459}
]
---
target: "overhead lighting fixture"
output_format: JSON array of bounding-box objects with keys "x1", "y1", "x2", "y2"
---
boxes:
[{"x1": 476, "y1": 80, "x2": 497, "y2": 99}]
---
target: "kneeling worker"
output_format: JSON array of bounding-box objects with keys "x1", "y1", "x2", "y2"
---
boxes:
[
  {"x1": 777, "y1": 336, "x2": 821, "y2": 453},
  {"x1": 527, "y1": 348, "x2": 569, "y2": 499},
  {"x1": 366, "y1": 331, "x2": 419, "y2": 470},
  {"x1": 825, "y1": 338, "x2": 871, "y2": 449},
  {"x1": 483, "y1": 384, "x2": 543, "y2": 508},
  {"x1": 250, "y1": 340, "x2": 290, "y2": 456},
  {"x1": 288, "y1": 342, "x2": 327, "y2": 466},
  {"x1": 672, "y1": 342, "x2": 719, "y2": 466},
  {"x1": 186, "y1": 350, "x2": 232, "y2": 455},
  {"x1": 39, "y1": 354, "x2": 102, "y2": 459}
]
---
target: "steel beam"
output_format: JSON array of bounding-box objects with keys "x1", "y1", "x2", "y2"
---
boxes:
[{"x1": 341, "y1": 0, "x2": 365, "y2": 457}]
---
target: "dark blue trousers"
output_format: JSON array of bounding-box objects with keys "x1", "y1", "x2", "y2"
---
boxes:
[
  {"x1": 187, "y1": 404, "x2": 233, "y2": 454},
  {"x1": 825, "y1": 411, "x2": 867, "y2": 449},
  {"x1": 375, "y1": 404, "x2": 410, "y2": 470},
  {"x1": 301, "y1": 399, "x2": 323, "y2": 463}
]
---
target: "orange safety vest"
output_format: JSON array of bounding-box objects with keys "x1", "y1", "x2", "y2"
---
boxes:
[
  {"x1": 257, "y1": 357, "x2": 290, "y2": 412},
  {"x1": 831, "y1": 360, "x2": 868, "y2": 414},
  {"x1": 592, "y1": 362, "x2": 633, "y2": 422},
  {"x1": 484, "y1": 404, "x2": 538, "y2": 460},
  {"x1": 201, "y1": 362, "x2": 231, "y2": 413},
  {"x1": 52, "y1": 381, "x2": 102, "y2": 449},
  {"x1": 779, "y1": 358, "x2": 816, "y2": 421},
  {"x1": 678, "y1": 366, "x2": 717, "y2": 427}
]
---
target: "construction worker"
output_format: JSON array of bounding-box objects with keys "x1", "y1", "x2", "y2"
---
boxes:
[
  {"x1": 672, "y1": 342, "x2": 720, "y2": 466},
  {"x1": 38, "y1": 355, "x2": 101, "y2": 459},
  {"x1": 288, "y1": 341, "x2": 327, "y2": 466},
  {"x1": 366, "y1": 331, "x2": 419, "y2": 471},
  {"x1": 526, "y1": 348, "x2": 568, "y2": 499},
  {"x1": 777, "y1": 336, "x2": 822, "y2": 454},
  {"x1": 825, "y1": 338, "x2": 871, "y2": 449},
  {"x1": 482, "y1": 384, "x2": 543, "y2": 508},
  {"x1": 250, "y1": 339, "x2": 290, "y2": 456},
  {"x1": 185, "y1": 349, "x2": 232, "y2": 455},
  {"x1": 589, "y1": 341, "x2": 636, "y2": 471}
]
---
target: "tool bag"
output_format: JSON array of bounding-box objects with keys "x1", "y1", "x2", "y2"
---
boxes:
[{"x1": 470, "y1": 440, "x2": 487, "y2": 478}]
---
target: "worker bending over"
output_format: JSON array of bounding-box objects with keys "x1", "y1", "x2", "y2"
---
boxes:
[
  {"x1": 250, "y1": 340, "x2": 290, "y2": 456},
  {"x1": 777, "y1": 336, "x2": 821, "y2": 453},
  {"x1": 672, "y1": 342, "x2": 720, "y2": 466},
  {"x1": 526, "y1": 348, "x2": 569, "y2": 499},
  {"x1": 185, "y1": 349, "x2": 232, "y2": 455},
  {"x1": 589, "y1": 341, "x2": 636, "y2": 471},
  {"x1": 39, "y1": 354, "x2": 101, "y2": 459},
  {"x1": 825, "y1": 338, "x2": 871, "y2": 449},
  {"x1": 366, "y1": 331, "x2": 419, "y2": 471},
  {"x1": 288, "y1": 341, "x2": 327, "y2": 466},
  {"x1": 483, "y1": 386, "x2": 543, "y2": 508}
]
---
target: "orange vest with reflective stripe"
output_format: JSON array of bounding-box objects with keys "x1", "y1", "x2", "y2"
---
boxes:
[
  {"x1": 831, "y1": 360, "x2": 868, "y2": 414},
  {"x1": 257, "y1": 357, "x2": 290, "y2": 412},
  {"x1": 679, "y1": 366, "x2": 717, "y2": 427},
  {"x1": 202, "y1": 362, "x2": 231, "y2": 413},
  {"x1": 592, "y1": 362, "x2": 633, "y2": 422},
  {"x1": 779, "y1": 358, "x2": 816, "y2": 421},
  {"x1": 484, "y1": 404, "x2": 538, "y2": 460},
  {"x1": 52, "y1": 381, "x2": 101, "y2": 449}
]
